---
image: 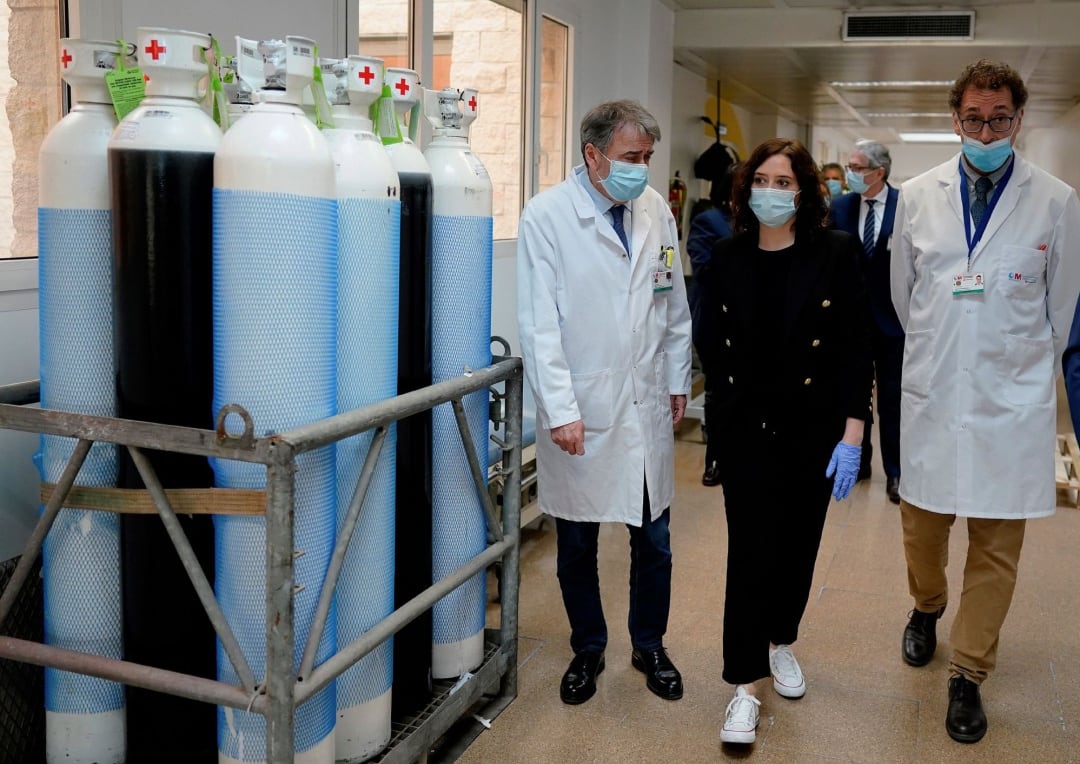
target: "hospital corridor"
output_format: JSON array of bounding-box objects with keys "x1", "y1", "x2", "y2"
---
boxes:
[
  {"x1": 4, "y1": 0, "x2": 1080, "y2": 761},
  {"x1": 458, "y1": 387, "x2": 1080, "y2": 763}
]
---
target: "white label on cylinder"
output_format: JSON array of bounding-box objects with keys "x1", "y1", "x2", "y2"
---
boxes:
[
  {"x1": 114, "y1": 122, "x2": 140, "y2": 141},
  {"x1": 464, "y1": 151, "x2": 488, "y2": 179}
]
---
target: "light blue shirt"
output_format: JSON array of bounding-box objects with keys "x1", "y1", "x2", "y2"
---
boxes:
[{"x1": 576, "y1": 164, "x2": 630, "y2": 256}]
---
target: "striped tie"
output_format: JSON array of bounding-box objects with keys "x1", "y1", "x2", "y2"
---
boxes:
[{"x1": 862, "y1": 199, "x2": 877, "y2": 257}]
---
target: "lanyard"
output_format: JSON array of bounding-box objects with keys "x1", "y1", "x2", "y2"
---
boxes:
[{"x1": 959, "y1": 156, "x2": 1014, "y2": 267}]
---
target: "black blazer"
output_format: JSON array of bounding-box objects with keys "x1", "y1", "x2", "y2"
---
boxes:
[
  {"x1": 829, "y1": 186, "x2": 904, "y2": 337},
  {"x1": 700, "y1": 229, "x2": 874, "y2": 456}
]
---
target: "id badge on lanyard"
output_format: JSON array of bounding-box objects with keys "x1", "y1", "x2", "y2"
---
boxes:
[
  {"x1": 653, "y1": 245, "x2": 675, "y2": 292},
  {"x1": 952, "y1": 273, "x2": 984, "y2": 295},
  {"x1": 955, "y1": 157, "x2": 1014, "y2": 298}
]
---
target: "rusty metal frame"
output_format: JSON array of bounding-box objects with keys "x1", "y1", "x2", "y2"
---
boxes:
[{"x1": 0, "y1": 357, "x2": 523, "y2": 763}]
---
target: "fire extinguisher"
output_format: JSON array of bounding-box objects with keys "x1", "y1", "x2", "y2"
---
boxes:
[{"x1": 669, "y1": 170, "x2": 687, "y2": 239}]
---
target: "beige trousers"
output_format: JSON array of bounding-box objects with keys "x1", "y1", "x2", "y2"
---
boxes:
[{"x1": 900, "y1": 500, "x2": 1027, "y2": 684}]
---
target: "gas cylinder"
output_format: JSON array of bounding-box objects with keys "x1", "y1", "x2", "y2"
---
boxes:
[
  {"x1": 37, "y1": 39, "x2": 129, "y2": 764},
  {"x1": 320, "y1": 53, "x2": 399, "y2": 762},
  {"x1": 107, "y1": 27, "x2": 221, "y2": 763},
  {"x1": 422, "y1": 86, "x2": 493, "y2": 680},
  {"x1": 213, "y1": 35, "x2": 337, "y2": 764},
  {"x1": 669, "y1": 170, "x2": 687, "y2": 239},
  {"x1": 375, "y1": 65, "x2": 435, "y2": 719}
]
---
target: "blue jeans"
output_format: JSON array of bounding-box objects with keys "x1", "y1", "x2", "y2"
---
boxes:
[{"x1": 555, "y1": 487, "x2": 672, "y2": 655}]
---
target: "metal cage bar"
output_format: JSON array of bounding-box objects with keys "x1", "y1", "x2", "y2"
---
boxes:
[{"x1": 0, "y1": 358, "x2": 523, "y2": 763}]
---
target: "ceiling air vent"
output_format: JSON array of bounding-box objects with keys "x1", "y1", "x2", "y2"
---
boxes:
[{"x1": 843, "y1": 11, "x2": 975, "y2": 41}]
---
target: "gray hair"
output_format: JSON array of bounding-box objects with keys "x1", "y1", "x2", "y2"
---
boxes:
[
  {"x1": 854, "y1": 139, "x2": 891, "y2": 181},
  {"x1": 580, "y1": 100, "x2": 661, "y2": 162}
]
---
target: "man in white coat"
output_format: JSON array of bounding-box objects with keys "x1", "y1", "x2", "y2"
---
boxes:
[
  {"x1": 891, "y1": 59, "x2": 1080, "y2": 744},
  {"x1": 517, "y1": 100, "x2": 693, "y2": 705}
]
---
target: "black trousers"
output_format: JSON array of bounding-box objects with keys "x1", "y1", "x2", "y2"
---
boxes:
[
  {"x1": 718, "y1": 428, "x2": 834, "y2": 685},
  {"x1": 860, "y1": 327, "x2": 904, "y2": 478},
  {"x1": 555, "y1": 482, "x2": 672, "y2": 654}
]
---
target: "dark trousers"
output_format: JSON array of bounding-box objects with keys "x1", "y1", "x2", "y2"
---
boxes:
[
  {"x1": 555, "y1": 486, "x2": 672, "y2": 655},
  {"x1": 861, "y1": 327, "x2": 904, "y2": 478},
  {"x1": 719, "y1": 430, "x2": 833, "y2": 685},
  {"x1": 694, "y1": 337, "x2": 719, "y2": 467}
]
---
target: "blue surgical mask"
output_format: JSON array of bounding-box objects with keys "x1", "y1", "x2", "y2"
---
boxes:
[
  {"x1": 962, "y1": 134, "x2": 1013, "y2": 173},
  {"x1": 597, "y1": 150, "x2": 650, "y2": 202},
  {"x1": 826, "y1": 179, "x2": 844, "y2": 198},
  {"x1": 749, "y1": 188, "x2": 798, "y2": 228},
  {"x1": 845, "y1": 168, "x2": 870, "y2": 195}
]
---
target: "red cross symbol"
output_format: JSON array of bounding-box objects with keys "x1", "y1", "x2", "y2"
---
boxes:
[
  {"x1": 468, "y1": 95, "x2": 477, "y2": 112},
  {"x1": 358, "y1": 66, "x2": 375, "y2": 85},
  {"x1": 145, "y1": 39, "x2": 166, "y2": 60},
  {"x1": 394, "y1": 78, "x2": 410, "y2": 96},
  {"x1": 61, "y1": 49, "x2": 73, "y2": 68}
]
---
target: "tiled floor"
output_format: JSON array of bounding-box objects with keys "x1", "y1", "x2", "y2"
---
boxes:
[{"x1": 459, "y1": 389, "x2": 1080, "y2": 762}]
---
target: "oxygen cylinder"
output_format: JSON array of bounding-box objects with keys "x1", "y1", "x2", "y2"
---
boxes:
[
  {"x1": 376, "y1": 65, "x2": 435, "y2": 719},
  {"x1": 213, "y1": 36, "x2": 337, "y2": 764},
  {"x1": 422, "y1": 86, "x2": 493, "y2": 679},
  {"x1": 37, "y1": 38, "x2": 130, "y2": 764},
  {"x1": 107, "y1": 27, "x2": 221, "y2": 763},
  {"x1": 320, "y1": 54, "x2": 400, "y2": 762}
]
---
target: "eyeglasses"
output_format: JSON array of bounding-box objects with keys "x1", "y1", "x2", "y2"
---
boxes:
[
  {"x1": 846, "y1": 164, "x2": 876, "y2": 173},
  {"x1": 957, "y1": 114, "x2": 1016, "y2": 134}
]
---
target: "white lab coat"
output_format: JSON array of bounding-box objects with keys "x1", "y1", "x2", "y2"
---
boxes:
[
  {"x1": 891, "y1": 153, "x2": 1080, "y2": 518},
  {"x1": 517, "y1": 166, "x2": 693, "y2": 524}
]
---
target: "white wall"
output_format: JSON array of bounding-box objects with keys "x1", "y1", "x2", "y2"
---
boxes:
[
  {"x1": 573, "y1": 0, "x2": 674, "y2": 199},
  {"x1": 1021, "y1": 102, "x2": 1080, "y2": 192},
  {"x1": 671, "y1": 62, "x2": 708, "y2": 220},
  {"x1": 74, "y1": 0, "x2": 349, "y2": 57},
  {"x1": 884, "y1": 142, "x2": 960, "y2": 185}
]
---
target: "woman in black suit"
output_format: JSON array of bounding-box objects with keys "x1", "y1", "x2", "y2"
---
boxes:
[{"x1": 700, "y1": 138, "x2": 873, "y2": 745}]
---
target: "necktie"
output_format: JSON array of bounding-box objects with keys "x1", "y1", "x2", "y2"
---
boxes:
[
  {"x1": 862, "y1": 199, "x2": 877, "y2": 257},
  {"x1": 971, "y1": 176, "x2": 992, "y2": 227},
  {"x1": 610, "y1": 205, "x2": 630, "y2": 257}
]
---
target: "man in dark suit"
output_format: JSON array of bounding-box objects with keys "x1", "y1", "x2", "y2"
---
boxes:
[
  {"x1": 687, "y1": 169, "x2": 735, "y2": 487},
  {"x1": 829, "y1": 140, "x2": 903, "y2": 504}
]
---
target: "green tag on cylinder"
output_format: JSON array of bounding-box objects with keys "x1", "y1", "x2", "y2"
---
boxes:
[
  {"x1": 105, "y1": 39, "x2": 144, "y2": 121},
  {"x1": 105, "y1": 68, "x2": 145, "y2": 121},
  {"x1": 310, "y1": 44, "x2": 334, "y2": 130}
]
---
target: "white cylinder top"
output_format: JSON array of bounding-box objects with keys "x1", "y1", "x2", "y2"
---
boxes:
[
  {"x1": 59, "y1": 38, "x2": 131, "y2": 105},
  {"x1": 319, "y1": 57, "x2": 350, "y2": 106},
  {"x1": 235, "y1": 36, "x2": 316, "y2": 106},
  {"x1": 137, "y1": 27, "x2": 211, "y2": 100},
  {"x1": 383, "y1": 67, "x2": 420, "y2": 138},
  {"x1": 348, "y1": 55, "x2": 384, "y2": 115},
  {"x1": 110, "y1": 96, "x2": 222, "y2": 153},
  {"x1": 214, "y1": 100, "x2": 334, "y2": 196}
]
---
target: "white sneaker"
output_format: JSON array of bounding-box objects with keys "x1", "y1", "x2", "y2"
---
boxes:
[
  {"x1": 720, "y1": 686, "x2": 761, "y2": 744},
  {"x1": 769, "y1": 644, "x2": 806, "y2": 698}
]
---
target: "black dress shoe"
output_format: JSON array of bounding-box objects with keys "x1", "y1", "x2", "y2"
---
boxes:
[
  {"x1": 631, "y1": 647, "x2": 683, "y2": 700},
  {"x1": 902, "y1": 606, "x2": 944, "y2": 667},
  {"x1": 560, "y1": 651, "x2": 604, "y2": 705},
  {"x1": 886, "y1": 475, "x2": 901, "y2": 504},
  {"x1": 946, "y1": 675, "x2": 987, "y2": 743},
  {"x1": 856, "y1": 465, "x2": 871, "y2": 482},
  {"x1": 702, "y1": 461, "x2": 721, "y2": 487}
]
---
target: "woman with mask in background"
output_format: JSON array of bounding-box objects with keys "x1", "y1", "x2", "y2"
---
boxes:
[{"x1": 698, "y1": 138, "x2": 873, "y2": 746}]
